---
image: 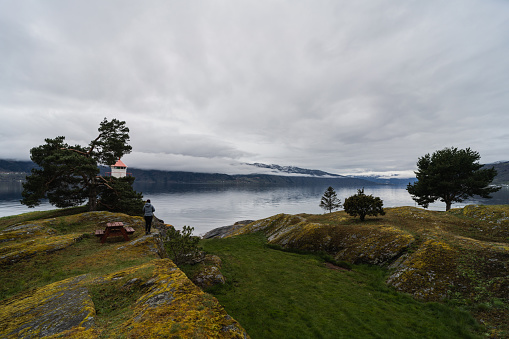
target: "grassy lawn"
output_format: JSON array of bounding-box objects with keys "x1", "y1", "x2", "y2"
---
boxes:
[{"x1": 197, "y1": 232, "x2": 482, "y2": 339}]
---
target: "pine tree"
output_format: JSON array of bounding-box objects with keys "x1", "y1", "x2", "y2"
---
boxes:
[
  {"x1": 21, "y1": 118, "x2": 142, "y2": 212},
  {"x1": 319, "y1": 186, "x2": 342, "y2": 213},
  {"x1": 407, "y1": 147, "x2": 499, "y2": 211}
]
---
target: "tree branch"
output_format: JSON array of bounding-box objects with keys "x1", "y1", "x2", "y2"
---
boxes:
[
  {"x1": 87, "y1": 134, "x2": 103, "y2": 155},
  {"x1": 97, "y1": 175, "x2": 115, "y2": 191},
  {"x1": 60, "y1": 147, "x2": 89, "y2": 156}
]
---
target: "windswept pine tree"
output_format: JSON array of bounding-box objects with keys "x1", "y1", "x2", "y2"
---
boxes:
[
  {"x1": 21, "y1": 118, "x2": 143, "y2": 213},
  {"x1": 407, "y1": 147, "x2": 500, "y2": 211}
]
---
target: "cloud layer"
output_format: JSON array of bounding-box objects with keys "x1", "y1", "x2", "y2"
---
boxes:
[{"x1": 1, "y1": 0, "x2": 508, "y2": 175}]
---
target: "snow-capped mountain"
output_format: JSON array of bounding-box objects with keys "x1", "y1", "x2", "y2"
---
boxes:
[{"x1": 246, "y1": 163, "x2": 344, "y2": 177}]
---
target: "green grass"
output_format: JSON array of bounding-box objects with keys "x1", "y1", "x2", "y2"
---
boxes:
[
  {"x1": 197, "y1": 232, "x2": 482, "y2": 339},
  {"x1": 0, "y1": 235, "x2": 155, "y2": 301}
]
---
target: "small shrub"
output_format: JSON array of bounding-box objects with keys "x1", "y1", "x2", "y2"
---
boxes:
[
  {"x1": 162, "y1": 225, "x2": 201, "y2": 265},
  {"x1": 343, "y1": 188, "x2": 385, "y2": 221}
]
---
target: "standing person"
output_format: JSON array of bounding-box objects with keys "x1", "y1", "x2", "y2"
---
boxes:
[{"x1": 142, "y1": 199, "x2": 155, "y2": 235}]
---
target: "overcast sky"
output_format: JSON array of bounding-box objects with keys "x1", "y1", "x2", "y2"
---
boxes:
[{"x1": 1, "y1": 0, "x2": 508, "y2": 177}]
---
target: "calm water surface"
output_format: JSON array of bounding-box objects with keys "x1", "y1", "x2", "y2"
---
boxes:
[{"x1": 1, "y1": 181, "x2": 508, "y2": 236}]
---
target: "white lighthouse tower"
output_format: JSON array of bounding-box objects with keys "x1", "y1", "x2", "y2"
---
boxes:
[{"x1": 111, "y1": 159, "x2": 128, "y2": 178}]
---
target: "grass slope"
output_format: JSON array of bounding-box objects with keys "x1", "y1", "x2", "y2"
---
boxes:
[
  {"x1": 196, "y1": 232, "x2": 482, "y2": 339},
  {"x1": 0, "y1": 209, "x2": 154, "y2": 301}
]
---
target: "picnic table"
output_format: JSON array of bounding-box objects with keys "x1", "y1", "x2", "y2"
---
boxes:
[{"x1": 94, "y1": 222, "x2": 135, "y2": 243}]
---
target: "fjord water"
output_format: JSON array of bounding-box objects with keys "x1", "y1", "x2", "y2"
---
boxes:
[{"x1": 1, "y1": 181, "x2": 508, "y2": 236}]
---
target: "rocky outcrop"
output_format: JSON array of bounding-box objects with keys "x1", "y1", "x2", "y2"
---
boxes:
[
  {"x1": 388, "y1": 233, "x2": 509, "y2": 302},
  {"x1": 191, "y1": 254, "x2": 226, "y2": 289},
  {"x1": 0, "y1": 259, "x2": 247, "y2": 338},
  {"x1": 0, "y1": 212, "x2": 249, "y2": 338},
  {"x1": 212, "y1": 207, "x2": 509, "y2": 305},
  {"x1": 110, "y1": 259, "x2": 246, "y2": 338},
  {"x1": 202, "y1": 220, "x2": 255, "y2": 239},
  {"x1": 0, "y1": 275, "x2": 95, "y2": 338},
  {"x1": 0, "y1": 233, "x2": 83, "y2": 264},
  {"x1": 387, "y1": 237, "x2": 460, "y2": 300},
  {"x1": 227, "y1": 214, "x2": 415, "y2": 266}
]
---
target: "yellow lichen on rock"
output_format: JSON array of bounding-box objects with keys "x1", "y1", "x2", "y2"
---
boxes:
[
  {"x1": 457, "y1": 204, "x2": 509, "y2": 240},
  {"x1": 0, "y1": 223, "x2": 57, "y2": 242},
  {"x1": 228, "y1": 214, "x2": 415, "y2": 266},
  {"x1": 45, "y1": 327, "x2": 100, "y2": 339},
  {"x1": 0, "y1": 258, "x2": 249, "y2": 338},
  {"x1": 119, "y1": 259, "x2": 248, "y2": 338},
  {"x1": 387, "y1": 238, "x2": 458, "y2": 301},
  {"x1": 0, "y1": 233, "x2": 83, "y2": 264},
  {"x1": 0, "y1": 274, "x2": 95, "y2": 338}
]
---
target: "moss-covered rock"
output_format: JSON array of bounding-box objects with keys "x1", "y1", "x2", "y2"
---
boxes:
[
  {"x1": 455, "y1": 204, "x2": 509, "y2": 240},
  {"x1": 229, "y1": 213, "x2": 415, "y2": 265},
  {"x1": 387, "y1": 237, "x2": 459, "y2": 301},
  {"x1": 120, "y1": 259, "x2": 245, "y2": 338},
  {"x1": 0, "y1": 274, "x2": 95, "y2": 338},
  {"x1": 192, "y1": 254, "x2": 226, "y2": 290},
  {"x1": 0, "y1": 210, "x2": 249, "y2": 338},
  {"x1": 0, "y1": 223, "x2": 57, "y2": 243},
  {"x1": 387, "y1": 232, "x2": 509, "y2": 303},
  {"x1": 0, "y1": 233, "x2": 83, "y2": 265},
  {"x1": 0, "y1": 258, "x2": 247, "y2": 338}
]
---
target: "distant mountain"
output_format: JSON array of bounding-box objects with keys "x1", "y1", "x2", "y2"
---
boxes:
[
  {"x1": 246, "y1": 163, "x2": 343, "y2": 177},
  {"x1": 127, "y1": 168, "x2": 372, "y2": 187},
  {"x1": 0, "y1": 160, "x2": 36, "y2": 173},
  {"x1": 348, "y1": 175, "x2": 417, "y2": 186},
  {"x1": 3, "y1": 159, "x2": 507, "y2": 186},
  {"x1": 485, "y1": 161, "x2": 509, "y2": 185}
]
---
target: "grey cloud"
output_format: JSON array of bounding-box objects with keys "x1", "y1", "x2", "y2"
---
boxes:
[{"x1": 1, "y1": 0, "x2": 508, "y2": 175}]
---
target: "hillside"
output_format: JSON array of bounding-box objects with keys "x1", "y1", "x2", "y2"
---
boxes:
[
  {"x1": 0, "y1": 209, "x2": 248, "y2": 338},
  {"x1": 487, "y1": 161, "x2": 509, "y2": 185},
  {"x1": 0, "y1": 160, "x2": 36, "y2": 182},
  {"x1": 2, "y1": 158, "x2": 508, "y2": 186},
  {"x1": 211, "y1": 205, "x2": 509, "y2": 337},
  {"x1": 0, "y1": 160, "x2": 36, "y2": 173},
  {"x1": 0, "y1": 205, "x2": 507, "y2": 337},
  {"x1": 0, "y1": 159, "x2": 377, "y2": 186},
  {"x1": 127, "y1": 167, "x2": 375, "y2": 186},
  {"x1": 246, "y1": 163, "x2": 344, "y2": 177}
]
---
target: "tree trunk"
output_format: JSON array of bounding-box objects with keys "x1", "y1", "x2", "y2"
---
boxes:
[
  {"x1": 445, "y1": 201, "x2": 452, "y2": 211},
  {"x1": 88, "y1": 178, "x2": 98, "y2": 211}
]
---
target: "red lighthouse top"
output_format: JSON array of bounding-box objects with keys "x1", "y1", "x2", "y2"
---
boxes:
[{"x1": 113, "y1": 159, "x2": 127, "y2": 167}]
